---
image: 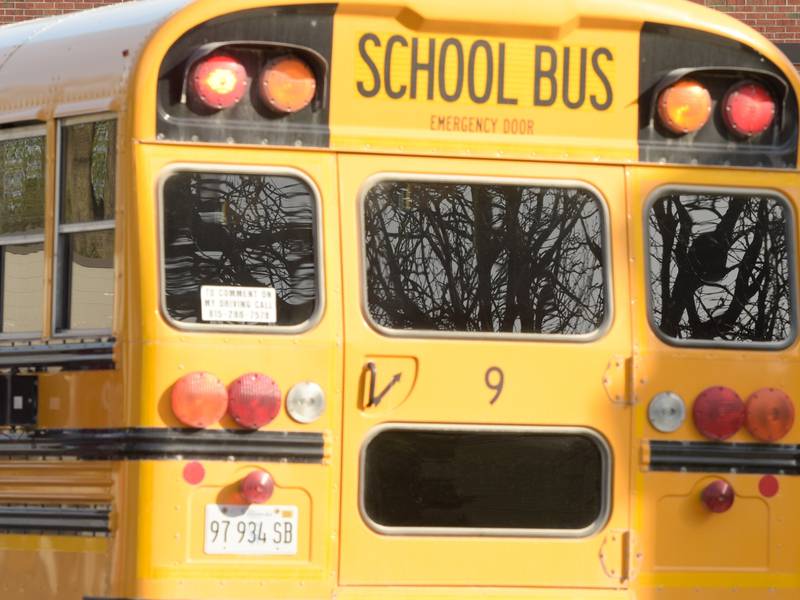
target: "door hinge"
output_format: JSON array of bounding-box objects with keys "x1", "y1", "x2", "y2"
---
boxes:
[
  {"x1": 599, "y1": 529, "x2": 642, "y2": 585},
  {"x1": 602, "y1": 355, "x2": 635, "y2": 405}
]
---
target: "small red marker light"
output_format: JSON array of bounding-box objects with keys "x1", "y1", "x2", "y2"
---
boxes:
[
  {"x1": 701, "y1": 480, "x2": 735, "y2": 513},
  {"x1": 745, "y1": 388, "x2": 794, "y2": 442},
  {"x1": 722, "y1": 81, "x2": 775, "y2": 137},
  {"x1": 693, "y1": 386, "x2": 745, "y2": 441},
  {"x1": 190, "y1": 54, "x2": 248, "y2": 111},
  {"x1": 241, "y1": 470, "x2": 275, "y2": 504},
  {"x1": 171, "y1": 372, "x2": 228, "y2": 428},
  {"x1": 183, "y1": 461, "x2": 205, "y2": 485},
  {"x1": 228, "y1": 373, "x2": 281, "y2": 430},
  {"x1": 759, "y1": 475, "x2": 779, "y2": 498}
]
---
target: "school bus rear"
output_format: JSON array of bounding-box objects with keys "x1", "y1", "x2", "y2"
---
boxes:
[{"x1": 0, "y1": 0, "x2": 799, "y2": 599}]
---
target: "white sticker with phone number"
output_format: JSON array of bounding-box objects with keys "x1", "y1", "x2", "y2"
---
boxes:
[
  {"x1": 204, "y1": 504, "x2": 297, "y2": 555},
  {"x1": 200, "y1": 285, "x2": 276, "y2": 324}
]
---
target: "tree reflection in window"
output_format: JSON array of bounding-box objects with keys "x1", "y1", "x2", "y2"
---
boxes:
[
  {"x1": 364, "y1": 181, "x2": 606, "y2": 334},
  {"x1": 649, "y1": 192, "x2": 792, "y2": 344},
  {"x1": 163, "y1": 172, "x2": 317, "y2": 326}
]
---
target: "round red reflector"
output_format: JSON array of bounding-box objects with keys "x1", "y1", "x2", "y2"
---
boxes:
[
  {"x1": 745, "y1": 388, "x2": 794, "y2": 442},
  {"x1": 190, "y1": 54, "x2": 248, "y2": 111},
  {"x1": 759, "y1": 475, "x2": 780, "y2": 498},
  {"x1": 171, "y1": 372, "x2": 228, "y2": 428},
  {"x1": 657, "y1": 79, "x2": 712, "y2": 135},
  {"x1": 701, "y1": 479, "x2": 735, "y2": 513},
  {"x1": 241, "y1": 470, "x2": 275, "y2": 504},
  {"x1": 183, "y1": 461, "x2": 206, "y2": 485},
  {"x1": 227, "y1": 373, "x2": 281, "y2": 429},
  {"x1": 692, "y1": 386, "x2": 745, "y2": 441},
  {"x1": 722, "y1": 81, "x2": 775, "y2": 137},
  {"x1": 259, "y1": 55, "x2": 316, "y2": 114}
]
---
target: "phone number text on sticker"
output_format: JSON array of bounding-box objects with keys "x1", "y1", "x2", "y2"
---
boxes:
[
  {"x1": 200, "y1": 285, "x2": 277, "y2": 324},
  {"x1": 204, "y1": 504, "x2": 298, "y2": 555}
]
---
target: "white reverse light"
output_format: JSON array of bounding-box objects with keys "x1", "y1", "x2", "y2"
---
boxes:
[
  {"x1": 286, "y1": 381, "x2": 326, "y2": 424},
  {"x1": 648, "y1": 391, "x2": 686, "y2": 433}
]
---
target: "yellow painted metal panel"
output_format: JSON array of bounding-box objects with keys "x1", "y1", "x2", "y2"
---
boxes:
[{"x1": 627, "y1": 166, "x2": 800, "y2": 599}]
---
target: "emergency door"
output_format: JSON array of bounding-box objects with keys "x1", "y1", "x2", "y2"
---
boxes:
[{"x1": 338, "y1": 153, "x2": 633, "y2": 589}]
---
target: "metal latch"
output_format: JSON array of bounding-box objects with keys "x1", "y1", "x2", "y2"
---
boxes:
[
  {"x1": 599, "y1": 529, "x2": 642, "y2": 584},
  {"x1": 602, "y1": 355, "x2": 635, "y2": 405}
]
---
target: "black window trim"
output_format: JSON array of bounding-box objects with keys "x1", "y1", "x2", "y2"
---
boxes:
[
  {"x1": 0, "y1": 124, "x2": 47, "y2": 342},
  {"x1": 358, "y1": 422, "x2": 613, "y2": 538},
  {"x1": 358, "y1": 173, "x2": 614, "y2": 342},
  {"x1": 52, "y1": 113, "x2": 117, "y2": 339},
  {"x1": 156, "y1": 163, "x2": 325, "y2": 335},
  {"x1": 644, "y1": 184, "x2": 799, "y2": 350}
]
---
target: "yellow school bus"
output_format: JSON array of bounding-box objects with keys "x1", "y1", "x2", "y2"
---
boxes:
[{"x1": 0, "y1": 0, "x2": 798, "y2": 598}]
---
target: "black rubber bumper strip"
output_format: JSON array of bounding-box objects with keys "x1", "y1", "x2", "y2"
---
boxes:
[
  {"x1": 0, "y1": 504, "x2": 110, "y2": 535},
  {"x1": 649, "y1": 440, "x2": 800, "y2": 475},
  {"x1": 0, "y1": 428, "x2": 324, "y2": 463}
]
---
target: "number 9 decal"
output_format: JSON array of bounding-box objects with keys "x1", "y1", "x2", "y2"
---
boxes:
[{"x1": 485, "y1": 367, "x2": 504, "y2": 404}]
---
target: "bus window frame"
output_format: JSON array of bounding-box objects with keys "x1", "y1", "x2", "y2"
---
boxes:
[
  {"x1": 52, "y1": 113, "x2": 117, "y2": 339},
  {"x1": 643, "y1": 183, "x2": 799, "y2": 350},
  {"x1": 156, "y1": 163, "x2": 325, "y2": 335},
  {"x1": 358, "y1": 173, "x2": 615, "y2": 342},
  {"x1": 358, "y1": 422, "x2": 613, "y2": 538},
  {"x1": 0, "y1": 124, "x2": 47, "y2": 342}
]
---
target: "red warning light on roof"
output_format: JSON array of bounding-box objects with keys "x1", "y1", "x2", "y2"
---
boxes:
[
  {"x1": 722, "y1": 81, "x2": 775, "y2": 137},
  {"x1": 190, "y1": 54, "x2": 248, "y2": 111}
]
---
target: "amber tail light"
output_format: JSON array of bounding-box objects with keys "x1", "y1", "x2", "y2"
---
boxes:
[{"x1": 171, "y1": 372, "x2": 229, "y2": 428}]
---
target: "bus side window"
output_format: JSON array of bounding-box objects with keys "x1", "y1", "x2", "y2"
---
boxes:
[
  {"x1": 647, "y1": 189, "x2": 794, "y2": 347},
  {"x1": 0, "y1": 128, "x2": 46, "y2": 338},
  {"x1": 54, "y1": 117, "x2": 116, "y2": 335}
]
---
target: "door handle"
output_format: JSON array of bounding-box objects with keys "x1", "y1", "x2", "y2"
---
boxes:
[{"x1": 365, "y1": 361, "x2": 401, "y2": 407}]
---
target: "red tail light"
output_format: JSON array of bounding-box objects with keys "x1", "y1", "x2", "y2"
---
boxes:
[
  {"x1": 745, "y1": 388, "x2": 794, "y2": 442},
  {"x1": 171, "y1": 372, "x2": 228, "y2": 428},
  {"x1": 722, "y1": 81, "x2": 775, "y2": 137},
  {"x1": 227, "y1": 373, "x2": 281, "y2": 429},
  {"x1": 657, "y1": 79, "x2": 712, "y2": 134},
  {"x1": 701, "y1": 480, "x2": 735, "y2": 513},
  {"x1": 190, "y1": 54, "x2": 248, "y2": 111},
  {"x1": 241, "y1": 470, "x2": 275, "y2": 504},
  {"x1": 692, "y1": 386, "x2": 745, "y2": 441}
]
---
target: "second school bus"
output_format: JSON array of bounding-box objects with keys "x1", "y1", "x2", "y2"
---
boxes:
[{"x1": 0, "y1": 0, "x2": 798, "y2": 598}]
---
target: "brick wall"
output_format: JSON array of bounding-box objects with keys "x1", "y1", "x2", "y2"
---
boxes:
[
  {"x1": 693, "y1": 0, "x2": 800, "y2": 43},
  {"x1": 0, "y1": 1, "x2": 798, "y2": 49},
  {"x1": 0, "y1": 1, "x2": 127, "y2": 24}
]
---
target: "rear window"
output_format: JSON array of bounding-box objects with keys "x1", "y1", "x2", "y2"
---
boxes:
[
  {"x1": 361, "y1": 426, "x2": 610, "y2": 536},
  {"x1": 648, "y1": 189, "x2": 794, "y2": 346},
  {"x1": 161, "y1": 170, "x2": 319, "y2": 329},
  {"x1": 363, "y1": 180, "x2": 608, "y2": 336}
]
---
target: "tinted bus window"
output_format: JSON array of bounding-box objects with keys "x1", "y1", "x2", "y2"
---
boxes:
[
  {"x1": 648, "y1": 190, "x2": 793, "y2": 345},
  {"x1": 162, "y1": 171, "x2": 319, "y2": 328},
  {"x1": 364, "y1": 180, "x2": 607, "y2": 335},
  {"x1": 0, "y1": 132, "x2": 45, "y2": 336},
  {"x1": 56, "y1": 118, "x2": 116, "y2": 333},
  {"x1": 363, "y1": 427, "x2": 608, "y2": 534}
]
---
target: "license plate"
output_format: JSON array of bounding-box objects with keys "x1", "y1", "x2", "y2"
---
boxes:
[{"x1": 204, "y1": 504, "x2": 298, "y2": 555}]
